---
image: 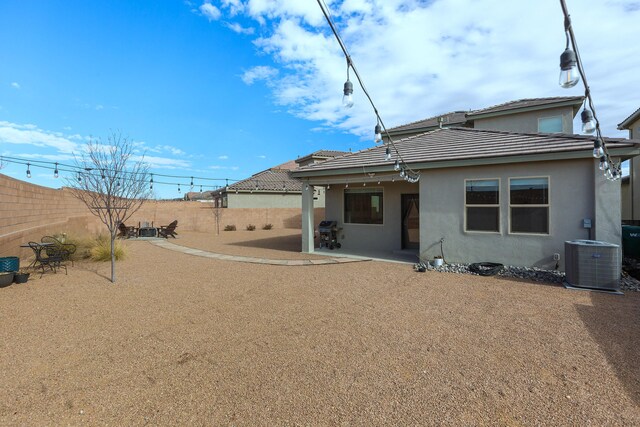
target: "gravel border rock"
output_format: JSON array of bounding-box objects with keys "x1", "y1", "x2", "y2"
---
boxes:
[{"x1": 417, "y1": 261, "x2": 640, "y2": 292}]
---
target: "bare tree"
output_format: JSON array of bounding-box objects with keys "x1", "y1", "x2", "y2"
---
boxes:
[
  {"x1": 212, "y1": 195, "x2": 224, "y2": 235},
  {"x1": 68, "y1": 132, "x2": 152, "y2": 282}
]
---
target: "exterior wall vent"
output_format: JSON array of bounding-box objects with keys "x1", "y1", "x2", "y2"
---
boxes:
[{"x1": 564, "y1": 240, "x2": 621, "y2": 291}]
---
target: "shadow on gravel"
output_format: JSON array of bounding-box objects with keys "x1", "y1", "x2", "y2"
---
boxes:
[
  {"x1": 576, "y1": 293, "x2": 640, "y2": 405},
  {"x1": 231, "y1": 234, "x2": 303, "y2": 253}
]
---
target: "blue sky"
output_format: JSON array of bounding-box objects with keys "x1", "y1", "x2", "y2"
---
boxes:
[{"x1": 1, "y1": 0, "x2": 639, "y2": 198}]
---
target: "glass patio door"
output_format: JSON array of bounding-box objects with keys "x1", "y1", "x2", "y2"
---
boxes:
[{"x1": 401, "y1": 194, "x2": 420, "y2": 250}]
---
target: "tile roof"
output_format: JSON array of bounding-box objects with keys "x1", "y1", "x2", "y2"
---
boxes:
[
  {"x1": 292, "y1": 127, "x2": 638, "y2": 175},
  {"x1": 618, "y1": 107, "x2": 640, "y2": 130},
  {"x1": 295, "y1": 150, "x2": 350, "y2": 164},
  {"x1": 228, "y1": 168, "x2": 301, "y2": 192},
  {"x1": 386, "y1": 97, "x2": 585, "y2": 135},
  {"x1": 466, "y1": 96, "x2": 584, "y2": 117},
  {"x1": 386, "y1": 111, "x2": 468, "y2": 133}
]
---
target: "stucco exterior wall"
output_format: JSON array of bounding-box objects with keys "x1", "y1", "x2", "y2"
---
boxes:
[
  {"x1": 622, "y1": 178, "x2": 632, "y2": 221},
  {"x1": 227, "y1": 188, "x2": 326, "y2": 208},
  {"x1": 322, "y1": 180, "x2": 419, "y2": 252},
  {"x1": 472, "y1": 106, "x2": 575, "y2": 134},
  {"x1": 418, "y1": 159, "x2": 608, "y2": 270}
]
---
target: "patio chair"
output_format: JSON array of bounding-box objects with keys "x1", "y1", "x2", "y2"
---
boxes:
[
  {"x1": 158, "y1": 220, "x2": 178, "y2": 238},
  {"x1": 118, "y1": 222, "x2": 137, "y2": 239},
  {"x1": 41, "y1": 236, "x2": 77, "y2": 266},
  {"x1": 28, "y1": 242, "x2": 67, "y2": 277}
]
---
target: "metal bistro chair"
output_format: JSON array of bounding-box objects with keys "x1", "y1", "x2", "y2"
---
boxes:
[
  {"x1": 41, "y1": 236, "x2": 77, "y2": 266},
  {"x1": 28, "y1": 242, "x2": 67, "y2": 277}
]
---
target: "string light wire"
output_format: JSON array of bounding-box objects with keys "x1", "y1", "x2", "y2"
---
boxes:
[{"x1": 316, "y1": 0, "x2": 420, "y2": 182}]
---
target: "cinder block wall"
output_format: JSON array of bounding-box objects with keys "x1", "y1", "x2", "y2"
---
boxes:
[
  {"x1": 1, "y1": 174, "x2": 324, "y2": 260},
  {"x1": 0, "y1": 174, "x2": 102, "y2": 259}
]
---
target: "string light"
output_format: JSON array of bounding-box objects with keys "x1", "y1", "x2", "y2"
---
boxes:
[
  {"x1": 581, "y1": 109, "x2": 596, "y2": 134},
  {"x1": 558, "y1": 0, "x2": 619, "y2": 181},
  {"x1": 190, "y1": 177, "x2": 194, "y2": 189},
  {"x1": 374, "y1": 121, "x2": 382, "y2": 143},
  {"x1": 26, "y1": 163, "x2": 31, "y2": 178},
  {"x1": 54, "y1": 162, "x2": 59, "y2": 178},
  {"x1": 316, "y1": 0, "x2": 420, "y2": 183},
  {"x1": 150, "y1": 174, "x2": 154, "y2": 190},
  {"x1": 177, "y1": 184, "x2": 181, "y2": 193},
  {"x1": 385, "y1": 146, "x2": 392, "y2": 162}
]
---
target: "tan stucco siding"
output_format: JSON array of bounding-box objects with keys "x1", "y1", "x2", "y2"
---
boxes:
[
  {"x1": 473, "y1": 106, "x2": 575, "y2": 134},
  {"x1": 322, "y1": 180, "x2": 417, "y2": 252},
  {"x1": 227, "y1": 190, "x2": 325, "y2": 208},
  {"x1": 419, "y1": 159, "x2": 607, "y2": 270}
]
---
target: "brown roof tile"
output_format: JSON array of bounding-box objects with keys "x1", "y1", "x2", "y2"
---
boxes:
[
  {"x1": 466, "y1": 96, "x2": 584, "y2": 117},
  {"x1": 292, "y1": 128, "x2": 638, "y2": 175}
]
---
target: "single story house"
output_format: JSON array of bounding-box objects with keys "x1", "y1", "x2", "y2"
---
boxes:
[
  {"x1": 205, "y1": 151, "x2": 348, "y2": 209},
  {"x1": 291, "y1": 127, "x2": 640, "y2": 270}
]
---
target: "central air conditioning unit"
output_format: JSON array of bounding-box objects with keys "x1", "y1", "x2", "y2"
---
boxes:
[{"x1": 564, "y1": 240, "x2": 621, "y2": 292}]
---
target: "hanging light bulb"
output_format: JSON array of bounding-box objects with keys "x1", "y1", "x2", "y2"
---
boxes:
[
  {"x1": 385, "y1": 146, "x2": 392, "y2": 162},
  {"x1": 77, "y1": 172, "x2": 82, "y2": 183},
  {"x1": 345, "y1": 183, "x2": 349, "y2": 188},
  {"x1": 374, "y1": 123, "x2": 382, "y2": 143},
  {"x1": 605, "y1": 166, "x2": 613, "y2": 180},
  {"x1": 177, "y1": 184, "x2": 181, "y2": 193},
  {"x1": 200, "y1": 185, "x2": 203, "y2": 193},
  {"x1": 394, "y1": 159, "x2": 400, "y2": 171},
  {"x1": 599, "y1": 156, "x2": 608, "y2": 171},
  {"x1": 592, "y1": 139, "x2": 604, "y2": 158},
  {"x1": 116, "y1": 178, "x2": 120, "y2": 187},
  {"x1": 400, "y1": 168, "x2": 406, "y2": 179},
  {"x1": 53, "y1": 162, "x2": 59, "y2": 178},
  {"x1": 342, "y1": 79, "x2": 354, "y2": 108},
  {"x1": 363, "y1": 182, "x2": 366, "y2": 187},
  {"x1": 26, "y1": 163, "x2": 31, "y2": 178},
  {"x1": 559, "y1": 47, "x2": 580, "y2": 88},
  {"x1": 326, "y1": 184, "x2": 330, "y2": 190},
  {"x1": 150, "y1": 174, "x2": 154, "y2": 190},
  {"x1": 100, "y1": 169, "x2": 105, "y2": 180},
  {"x1": 581, "y1": 109, "x2": 596, "y2": 134},
  {"x1": 190, "y1": 177, "x2": 194, "y2": 190}
]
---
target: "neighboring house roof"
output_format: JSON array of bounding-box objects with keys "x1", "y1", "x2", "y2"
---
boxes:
[
  {"x1": 295, "y1": 150, "x2": 350, "y2": 165},
  {"x1": 466, "y1": 96, "x2": 584, "y2": 118},
  {"x1": 386, "y1": 96, "x2": 584, "y2": 136},
  {"x1": 618, "y1": 107, "x2": 640, "y2": 130},
  {"x1": 271, "y1": 159, "x2": 299, "y2": 170},
  {"x1": 227, "y1": 168, "x2": 301, "y2": 192},
  {"x1": 292, "y1": 127, "x2": 639, "y2": 177}
]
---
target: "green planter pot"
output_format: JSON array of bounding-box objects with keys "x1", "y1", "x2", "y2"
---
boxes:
[{"x1": 0, "y1": 257, "x2": 19, "y2": 273}]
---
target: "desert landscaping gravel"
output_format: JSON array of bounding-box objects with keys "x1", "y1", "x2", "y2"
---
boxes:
[{"x1": 1, "y1": 229, "x2": 638, "y2": 425}]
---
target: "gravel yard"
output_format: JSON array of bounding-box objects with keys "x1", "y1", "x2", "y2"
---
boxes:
[{"x1": 1, "y1": 229, "x2": 638, "y2": 425}]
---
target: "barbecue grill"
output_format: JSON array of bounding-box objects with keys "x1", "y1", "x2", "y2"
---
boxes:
[{"x1": 318, "y1": 220, "x2": 341, "y2": 250}]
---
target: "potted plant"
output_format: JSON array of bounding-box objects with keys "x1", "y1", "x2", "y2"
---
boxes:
[
  {"x1": 432, "y1": 255, "x2": 444, "y2": 267},
  {"x1": 13, "y1": 269, "x2": 30, "y2": 284}
]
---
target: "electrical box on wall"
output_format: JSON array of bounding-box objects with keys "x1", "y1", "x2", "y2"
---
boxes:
[{"x1": 583, "y1": 219, "x2": 592, "y2": 229}]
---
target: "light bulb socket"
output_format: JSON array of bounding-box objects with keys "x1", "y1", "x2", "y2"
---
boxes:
[
  {"x1": 560, "y1": 48, "x2": 577, "y2": 70},
  {"x1": 343, "y1": 80, "x2": 353, "y2": 95}
]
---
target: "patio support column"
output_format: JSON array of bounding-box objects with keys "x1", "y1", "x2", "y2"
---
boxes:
[
  {"x1": 301, "y1": 183, "x2": 315, "y2": 253},
  {"x1": 594, "y1": 159, "x2": 621, "y2": 245}
]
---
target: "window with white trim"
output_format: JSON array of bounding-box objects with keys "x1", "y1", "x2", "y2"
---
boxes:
[
  {"x1": 509, "y1": 177, "x2": 549, "y2": 234},
  {"x1": 344, "y1": 188, "x2": 383, "y2": 224},
  {"x1": 465, "y1": 179, "x2": 500, "y2": 232},
  {"x1": 538, "y1": 116, "x2": 563, "y2": 133}
]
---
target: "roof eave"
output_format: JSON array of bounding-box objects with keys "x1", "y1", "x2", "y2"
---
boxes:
[
  {"x1": 467, "y1": 98, "x2": 584, "y2": 121},
  {"x1": 293, "y1": 146, "x2": 640, "y2": 179}
]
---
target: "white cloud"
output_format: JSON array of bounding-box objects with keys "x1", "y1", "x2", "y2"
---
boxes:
[
  {"x1": 218, "y1": 155, "x2": 229, "y2": 160},
  {"x1": 221, "y1": 0, "x2": 244, "y2": 15},
  {"x1": 135, "y1": 155, "x2": 191, "y2": 169},
  {"x1": 203, "y1": 0, "x2": 638, "y2": 139},
  {"x1": 241, "y1": 65, "x2": 279, "y2": 85},
  {"x1": 225, "y1": 22, "x2": 255, "y2": 34},
  {"x1": 0, "y1": 121, "x2": 81, "y2": 153},
  {"x1": 209, "y1": 165, "x2": 239, "y2": 171},
  {"x1": 11, "y1": 82, "x2": 20, "y2": 89},
  {"x1": 257, "y1": 155, "x2": 266, "y2": 159},
  {"x1": 200, "y1": 1, "x2": 221, "y2": 20}
]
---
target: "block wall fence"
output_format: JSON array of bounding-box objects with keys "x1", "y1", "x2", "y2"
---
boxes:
[{"x1": 0, "y1": 174, "x2": 324, "y2": 260}]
